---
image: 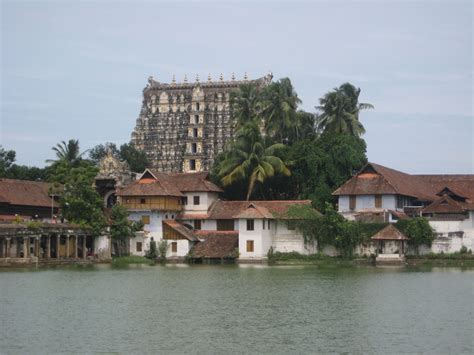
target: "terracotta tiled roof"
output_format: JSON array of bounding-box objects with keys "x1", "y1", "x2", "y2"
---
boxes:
[
  {"x1": 422, "y1": 195, "x2": 466, "y2": 214},
  {"x1": 177, "y1": 213, "x2": 209, "y2": 220},
  {"x1": 149, "y1": 170, "x2": 222, "y2": 193},
  {"x1": 333, "y1": 162, "x2": 474, "y2": 203},
  {"x1": 162, "y1": 219, "x2": 198, "y2": 241},
  {"x1": 194, "y1": 230, "x2": 239, "y2": 237},
  {"x1": 0, "y1": 178, "x2": 59, "y2": 208},
  {"x1": 116, "y1": 179, "x2": 183, "y2": 197},
  {"x1": 207, "y1": 200, "x2": 313, "y2": 220},
  {"x1": 371, "y1": 224, "x2": 409, "y2": 241},
  {"x1": 192, "y1": 234, "x2": 238, "y2": 258}
]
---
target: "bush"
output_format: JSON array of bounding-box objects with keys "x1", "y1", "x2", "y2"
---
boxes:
[
  {"x1": 145, "y1": 240, "x2": 158, "y2": 260},
  {"x1": 157, "y1": 240, "x2": 168, "y2": 260}
]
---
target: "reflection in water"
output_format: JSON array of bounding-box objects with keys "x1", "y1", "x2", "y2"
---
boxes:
[{"x1": 0, "y1": 265, "x2": 472, "y2": 353}]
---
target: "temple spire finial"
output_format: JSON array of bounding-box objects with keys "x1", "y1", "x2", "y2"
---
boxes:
[
  {"x1": 196, "y1": 74, "x2": 200, "y2": 83},
  {"x1": 184, "y1": 74, "x2": 188, "y2": 83},
  {"x1": 243, "y1": 72, "x2": 248, "y2": 81},
  {"x1": 207, "y1": 73, "x2": 212, "y2": 82},
  {"x1": 219, "y1": 73, "x2": 224, "y2": 81},
  {"x1": 172, "y1": 74, "x2": 176, "y2": 84},
  {"x1": 231, "y1": 72, "x2": 235, "y2": 81}
]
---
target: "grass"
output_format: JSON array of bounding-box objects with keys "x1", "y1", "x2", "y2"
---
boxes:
[
  {"x1": 406, "y1": 252, "x2": 474, "y2": 267},
  {"x1": 267, "y1": 251, "x2": 363, "y2": 266},
  {"x1": 111, "y1": 255, "x2": 154, "y2": 265}
]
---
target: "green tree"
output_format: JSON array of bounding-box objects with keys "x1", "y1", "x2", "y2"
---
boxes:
[
  {"x1": 60, "y1": 165, "x2": 105, "y2": 235},
  {"x1": 46, "y1": 139, "x2": 87, "y2": 167},
  {"x1": 88, "y1": 142, "x2": 119, "y2": 164},
  {"x1": 397, "y1": 217, "x2": 435, "y2": 255},
  {"x1": 217, "y1": 123, "x2": 291, "y2": 200},
  {"x1": 316, "y1": 83, "x2": 373, "y2": 136},
  {"x1": 119, "y1": 143, "x2": 148, "y2": 172},
  {"x1": 0, "y1": 146, "x2": 16, "y2": 176},
  {"x1": 261, "y1": 78, "x2": 301, "y2": 142},
  {"x1": 231, "y1": 83, "x2": 263, "y2": 127},
  {"x1": 110, "y1": 205, "x2": 136, "y2": 256}
]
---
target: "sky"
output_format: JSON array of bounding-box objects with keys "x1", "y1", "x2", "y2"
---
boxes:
[{"x1": 1, "y1": 0, "x2": 472, "y2": 174}]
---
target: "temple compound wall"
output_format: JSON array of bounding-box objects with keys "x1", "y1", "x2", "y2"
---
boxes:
[{"x1": 131, "y1": 73, "x2": 273, "y2": 173}]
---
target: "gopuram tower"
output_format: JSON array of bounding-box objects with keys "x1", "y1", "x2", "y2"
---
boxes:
[{"x1": 131, "y1": 72, "x2": 273, "y2": 173}]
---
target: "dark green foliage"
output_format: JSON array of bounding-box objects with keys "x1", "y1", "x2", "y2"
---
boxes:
[
  {"x1": 0, "y1": 146, "x2": 16, "y2": 176},
  {"x1": 110, "y1": 205, "x2": 137, "y2": 256},
  {"x1": 157, "y1": 240, "x2": 168, "y2": 260},
  {"x1": 316, "y1": 82, "x2": 374, "y2": 136},
  {"x1": 59, "y1": 164, "x2": 105, "y2": 236},
  {"x1": 119, "y1": 143, "x2": 148, "y2": 172},
  {"x1": 46, "y1": 139, "x2": 87, "y2": 167},
  {"x1": 88, "y1": 142, "x2": 148, "y2": 172},
  {"x1": 146, "y1": 240, "x2": 158, "y2": 260},
  {"x1": 287, "y1": 134, "x2": 367, "y2": 209},
  {"x1": 396, "y1": 217, "x2": 435, "y2": 255},
  {"x1": 287, "y1": 203, "x2": 364, "y2": 258}
]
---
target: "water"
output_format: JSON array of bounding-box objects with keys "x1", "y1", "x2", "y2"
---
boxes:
[{"x1": 0, "y1": 264, "x2": 473, "y2": 354}]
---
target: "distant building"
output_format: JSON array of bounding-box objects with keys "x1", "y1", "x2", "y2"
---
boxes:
[
  {"x1": 117, "y1": 169, "x2": 315, "y2": 261},
  {"x1": 0, "y1": 178, "x2": 59, "y2": 221},
  {"x1": 333, "y1": 162, "x2": 474, "y2": 253},
  {"x1": 131, "y1": 73, "x2": 273, "y2": 173}
]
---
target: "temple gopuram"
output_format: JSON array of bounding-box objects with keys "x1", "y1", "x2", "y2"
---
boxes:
[{"x1": 131, "y1": 72, "x2": 273, "y2": 173}]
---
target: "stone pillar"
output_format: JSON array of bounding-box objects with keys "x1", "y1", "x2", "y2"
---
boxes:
[
  {"x1": 82, "y1": 235, "x2": 87, "y2": 259},
  {"x1": 56, "y1": 235, "x2": 60, "y2": 258},
  {"x1": 46, "y1": 236, "x2": 51, "y2": 259},
  {"x1": 66, "y1": 235, "x2": 70, "y2": 259},
  {"x1": 74, "y1": 236, "x2": 78, "y2": 259},
  {"x1": 5, "y1": 238, "x2": 11, "y2": 258},
  {"x1": 23, "y1": 237, "x2": 29, "y2": 258},
  {"x1": 34, "y1": 236, "x2": 40, "y2": 257}
]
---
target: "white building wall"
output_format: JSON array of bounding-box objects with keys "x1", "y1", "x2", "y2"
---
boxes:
[
  {"x1": 338, "y1": 196, "x2": 350, "y2": 212},
  {"x1": 238, "y1": 219, "x2": 271, "y2": 259},
  {"x1": 338, "y1": 194, "x2": 396, "y2": 212},
  {"x1": 183, "y1": 192, "x2": 219, "y2": 213},
  {"x1": 427, "y1": 219, "x2": 474, "y2": 254},
  {"x1": 94, "y1": 235, "x2": 111, "y2": 260},
  {"x1": 356, "y1": 195, "x2": 375, "y2": 210},
  {"x1": 382, "y1": 195, "x2": 396, "y2": 210}
]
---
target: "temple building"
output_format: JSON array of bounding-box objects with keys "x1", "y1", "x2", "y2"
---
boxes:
[{"x1": 131, "y1": 72, "x2": 273, "y2": 173}]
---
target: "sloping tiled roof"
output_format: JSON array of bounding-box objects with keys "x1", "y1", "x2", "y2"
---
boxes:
[
  {"x1": 150, "y1": 170, "x2": 222, "y2": 193},
  {"x1": 371, "y1": 224, "x2": 409, "y2": 241},
  {"x1": 116, "y1": 178, "x2": 183, "y2": 197},
  {"x1": 422, "y1": 195, "x2": 466, "y2": 214},
  {"x1": 206, "y1": 200, "x2": 313, "y2": 220},
  {"x1": 0, "y1": 178, "x2": 59, "y2": 208},
  {"x1": 192, "y1": 234, "x2": 238, "y2": 259},
  {"x1": 333, "y1": 162, "x2": 474, "y2": 203},
  {"x1": 162, "y1": 219, "x2": 198, "y2": 241}
]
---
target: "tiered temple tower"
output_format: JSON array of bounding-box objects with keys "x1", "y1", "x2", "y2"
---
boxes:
[{"x1": 131, "y1": 72, "x2": 273, "y2": 173}]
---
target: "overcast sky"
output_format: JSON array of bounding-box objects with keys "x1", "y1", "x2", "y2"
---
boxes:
[{"x1": 1, "y1": 0, "x2": 472, "y2": 173}]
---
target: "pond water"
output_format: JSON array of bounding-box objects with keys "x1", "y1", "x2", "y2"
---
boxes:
[{"x1": 0, "y1": 264, "x2": 473, "y2": 354}]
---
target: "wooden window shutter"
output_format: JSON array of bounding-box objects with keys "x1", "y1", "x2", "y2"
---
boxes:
[
  {"x1": 246, "y1": 240, "x2": 254, "y2": 252},
  {"x1": 349, "y1": 196, "x2": 356, "y2": 210},
  {"x1": 375, "y1": 195, "x2": 382, "y2": 208}
]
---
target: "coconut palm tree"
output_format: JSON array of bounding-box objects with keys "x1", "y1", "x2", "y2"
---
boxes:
[
  {"x1": 261, "y1": 78, "x2": 301, "y2": 142},
  {"x1": 46, "y1": 139, "x2": 87, "y2": 167},
  {"x1": 316, "y1": 82, "x2": 373, "y2": 137},
  {"x1": 218, "y1": 123, "x2": 291, "y2": 200},
  {"x1": 230, "y1": 83, "x2": 263, "y2": 127}
]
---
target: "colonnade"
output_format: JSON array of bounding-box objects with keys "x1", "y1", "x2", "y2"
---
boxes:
[{"x1": 0, "y1": 234, "x2": 90, "y2": 260}]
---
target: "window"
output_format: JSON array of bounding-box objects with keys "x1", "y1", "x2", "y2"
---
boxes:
[
  {"x1": 193, "y1": 196, "x2": 200, "y2": 205},
  {"x1": 217, "y1": 219, "x2": 234, "y2": 231},
  {"x1": 194, "y1": 115, "x2": 199, "y2": 124},
  {"x1": 375, "y1": 195, "x2": 382, "y2": 208},
  {"x1": 268, "y1": 220, "x2": 271, "y2": 229},
  {"x1": 349, "y1": 196, "x2": 356, "y2": 210},
  {"x1": 190, "y1": 159, "x2": 196, "y2": 171},
  {"x1": 196, "y1": 102, "x2": 200, "y2": 111},
  {"x1": 171, "y1": 242, "x2": 177, "y2": 253},
  {"x1": 263, "y1": 219, "x2": 266, "y2": 230},
  {"x1": 193, "y1": 128, "x2": 198, "y2": 138},
  {"x1": 194, "y1": 220, "x2": 202, "y2": 230},
  {"x1": 140, "y1": 198, "x2": 146, "y2": 204},
  {"x1": 287, "y1": 221, "x2": 296, "y2": 230},
  {"x1": 246, "y1": 240, "x2": 254, "y2": 252},
  {"x1": 246, "y1": 219, "x2": 254, "y2": 231},
  {"x1": 136, "y1": 242, "x2": 142, "y2": 252},
  {"x1": 191, "y1": 143, "x2": 197, "y2": 153},
  {"x1": 142, "y1": 215, "x2": 150, "y2": 225},
  {"x1": 183, "y1": 196, "x2": 188, "y2": 205}
]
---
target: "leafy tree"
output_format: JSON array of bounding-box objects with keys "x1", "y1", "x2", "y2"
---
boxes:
[
  {"x1": 88, "y1": 142, "x2": 119, "y2": 164},
  {"x1": 110, "y1": 205, "x2": 137, "y2": 256},
  {"x1": 146, "y1": 240, "x2": 158, "y2": 260},
  {"x1": 397, "y1": 217, "x2": 435, "y2": 255},
  {"x1": 0, "y1": 146, "x2": 16, "y2": 176},
  {"x1": 261, "y1": 78, "x2": 301, "y2": 142},
  {"x1": 119, "y1": 143, "x2": 148, "y2": 172},
  {"x1": 316, "y1": 82, "x2": 373, "y2": 136},
  {"x1": 60, "y1": 165, "x2": 105, "y2": 236},
  {"x1": 157, "y1": 240, "x2": 168, "y2": 260},
  {"x1": 217, "y1": 123, "x2": 291, "y2": 200},
  {"x1": 230, "y1": 83, "x2": 263, "y2": 127},
  {"x1": 46, "y1": 139, "x2": 87, "y2": 167}
]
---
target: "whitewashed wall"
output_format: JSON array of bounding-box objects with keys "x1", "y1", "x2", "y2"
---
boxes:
[
  {"x1": 183, "y1": 192, "x2": 219, "y2": 213},
  {"x1": 238, "y1": 219, "x2": 271, "y2": 259},
  {"x1": 94, "y1": 235, "x2": 111, "y2": 260},
  {"x1": 338, "y1": 194, "x2": 396, "y2": 212}
]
